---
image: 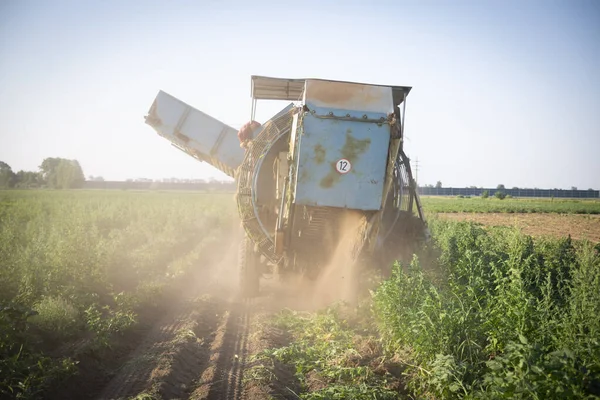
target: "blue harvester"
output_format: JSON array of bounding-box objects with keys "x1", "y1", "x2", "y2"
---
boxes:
[{"x1": 145, "y1": 76, "x2": 427, "y2": 296}]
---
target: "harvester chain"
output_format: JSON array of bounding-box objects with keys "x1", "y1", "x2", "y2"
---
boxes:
[{"x1": 236, "y1": 107, "x2": 297, "y2": 264}]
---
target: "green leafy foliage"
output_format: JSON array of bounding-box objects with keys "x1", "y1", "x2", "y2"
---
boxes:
[
  {"x1": 494, "y1": 191, "x2": 506, "y2": 200},
  {"x1": 0, "y1": 161, "x2": 16, "y2": 189},
  {"x1": 0, "y1": 190, "x2": 234, "y2": 398},
  {"x1": 39, "y1": 157, "x2": 85, "y2": 189},
  {"x1": 373, "y1": 218, "x2": 600, "y2": 399},
  {"x1": 0, "y1": 303, "x2": 78, "y2": 398},
  {"x1": 28, "y1": 296, "x2": 80, "y2": 339},
  {"x1": 1, "y1": 158, "x2": 84, "y2": 189},
  {"x1": 249, "y1": 307, "x2": 399, "y2": 399}
]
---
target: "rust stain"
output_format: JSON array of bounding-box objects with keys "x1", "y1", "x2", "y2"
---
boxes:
[
  {"x1": 341, "y1": 132, "x2": 370, "y2": 160},
  {"x1": 145, "y1": 100, "x2": 163, "y2": 127},
  {"x1": 299, "y1": 168, "x2": 309, "y2": 183},
  {"x1": 308, "y1": 81, "x2": 386, "y2": 107},
  {"x1": 320, "y1": 174, "x2": 335, "y2": 188},
  {"x1": 314, "y1": 144, "x2": 326, "y2": 164},
  {"x1": 174, "y1": 130, "x2": 190, "y2": 144},
  {"x1": 319, "y1": 133, "x2": 371, "y2": 189}
]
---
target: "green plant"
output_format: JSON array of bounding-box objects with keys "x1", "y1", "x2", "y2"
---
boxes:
[
  {"x1": 0, "y1": 303, "x2": 78, "y2": 398},
  {"x1": 0, "y1": 190, "x2": 235, "y2": 397},
  {"x1": 495, "y1": 191, "x2": 507, "y2": 200},
  {"x1": 252, "y1": 307, "x2": 400, "y2": 399},
  {"x1": 372, "y1": 219, "x2": 600, "y2": 398},
  {"x1": 420, "y1": 196, "x2": 600, "y2": 214},
  {"x1": 481, "y1": 190, "x2": 489, "y2": 199},
  {"x1": 29, "y1": 296, "x2": 80, "y2": 339}
]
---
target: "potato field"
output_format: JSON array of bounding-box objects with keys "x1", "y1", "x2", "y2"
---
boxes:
[
  {"x1": 420, "y1": 196, "x2": 600, "y2": 214},
  {"x1": 0, "y1": 190, "x2": 598, "y2": 399}
]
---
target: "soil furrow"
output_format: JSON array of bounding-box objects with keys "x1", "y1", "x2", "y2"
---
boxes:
[
  {"x1": 92, "y1": 227, "x2": 308, "y2": 400},
  {"x1": 95, "y1": 229, "x2": 243, "y2": 400}
]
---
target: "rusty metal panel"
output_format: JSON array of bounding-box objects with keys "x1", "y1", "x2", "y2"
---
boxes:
[
  {"x1": 251, "y1": 75, "x2": 411, "y2": 106},
  {"x1": 303, "y1": 79, "x2": 394, "y2": 114},
  {"x1": 293, "y1": 109, "x2": 390, "y2": 211},
  {"x1": 251, "y1": 76, "x2": 305, "y2": 101}
]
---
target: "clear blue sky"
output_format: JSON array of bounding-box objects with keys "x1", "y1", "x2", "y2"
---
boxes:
[{"x1": 1, "y1": 0, "x2": 598, "y2": 189}]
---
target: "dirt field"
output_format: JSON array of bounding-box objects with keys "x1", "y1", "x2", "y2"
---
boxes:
[
  {"x1": 88, "y1": 237, "x2": 302, "y2": 400},
  {"x1": 42, "y1": 223, "x2": 373, "y2": 400},
  {"x1": 438, "y1": 212, "x2": 600, "y2": 243}
]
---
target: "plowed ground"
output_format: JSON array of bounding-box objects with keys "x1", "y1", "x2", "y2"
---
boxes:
[
  {"x1": 48, "y1": 228, "x2": 310, "y2": 400},
  {"x1": 438, "y1": 212, "x2": 600, "y2": 243}
]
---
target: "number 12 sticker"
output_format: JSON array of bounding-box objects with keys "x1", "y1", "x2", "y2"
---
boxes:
[{"x1": 336, "y1": 158, "x2": 352, "y2": 174}]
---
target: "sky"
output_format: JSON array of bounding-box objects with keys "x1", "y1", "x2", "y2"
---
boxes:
[{"x1": 1, "y1": 0, "x2": 599, "y2": 189}]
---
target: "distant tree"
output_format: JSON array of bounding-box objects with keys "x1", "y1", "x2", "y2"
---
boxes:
[
  {"x1": 512, "y1": 187, "x2": 519, "y2": 190},
  {"x1": 482, "y1": 190, "x2": 489, "y2": 199},
  {"x1": 571, "y1": 186, "x2": 577, "y2": 191},
  {"x1": 497, "y1": 184, "x2": 505, "y2": 190},
  {"x1": 435, "y1": 181, "x2": 442, "y2": 189},
  {"x1": 495, "y1": 191, "x2": 506, "y2": 200},
  {"x1": 39, "y1": 157, "x2": 85, "y2": 189},
  {"x1": 0, "y1": 161, "x2": 16, "y2": 188},
  {"x1": 39, "y1": 157, "x2": 62, "y2": 185},
  {"x1": 15, "y1": 170, "x2": 42, "y2": 188},
  {"x1": 469, "y1": 186, "x2": 478, "y2": 189},
  {"x1": 88, "y1": 175, "x2": 105, "y2": 181}
]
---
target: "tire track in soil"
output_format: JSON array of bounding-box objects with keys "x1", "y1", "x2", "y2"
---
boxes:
[
  {"x1": 191, "y1": 282, "x2": 307, "y2": 400},
  {"x1": 96, "y1": 225, "x2": 244, "y2": 400},
  {"x1": 97, "y1": 304, "x2": 218, "y2": 400},
  {"x1": 190, "y1": 299, "x2": 251, "y2": 400},
  {"x1": 96, "y1": 227, "x2": 304, "y2": 400},
  {"x1": 96, "y1": 280, "x2": 230, "y2": 400}
]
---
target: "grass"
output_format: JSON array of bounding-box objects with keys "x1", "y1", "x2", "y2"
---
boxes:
[
  {"x1": 420, "y1": 196, "x2": 600, "y2": 214},
  {"x1": 0, "y1": 189, "x2": 235, "y2": 398}
]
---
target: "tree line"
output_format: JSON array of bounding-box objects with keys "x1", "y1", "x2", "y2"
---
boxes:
[
  {"x1": 0, "y1": 158, "x2": 85, "y2": 189},
  {"x1": 422, "y1": 182, "x2": 595, "y2": 191}
]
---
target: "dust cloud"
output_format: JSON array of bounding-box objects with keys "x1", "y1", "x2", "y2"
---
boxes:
[
  {"x1": 310, "y1": 210, "x2": 367, "y2": 307},
  {"x1": 205, "y1": 211, "x2": 379, "y2": 313},
  {"x1": 259, "y1": 210, "x2": 370, "y2": 312}
]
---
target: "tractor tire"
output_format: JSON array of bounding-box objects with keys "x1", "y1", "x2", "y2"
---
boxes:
[{"x1": 239, "y1": 235, "x2": 260, "y2": 298}]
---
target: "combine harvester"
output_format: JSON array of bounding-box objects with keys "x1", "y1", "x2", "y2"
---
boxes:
[{"x1": 144, "y1": 76, "x2": 427, "y2": 297}]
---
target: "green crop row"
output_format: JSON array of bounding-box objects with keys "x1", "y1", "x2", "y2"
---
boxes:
[
  {"x1": 246, "y1": 306, "x2": 400, "y2": 400},
  {"x1": 420, "y1": 196, "x2": 600, "y2": 214},
  {"x1": 253, "y1": 216, "x2": 599, "y2": 399},
  {"x1": 373, "y1": 217, "x2": 600, "y2": 399},
  {"x1": 0, "y1": 190, "x2": 235, "y2": 398}
]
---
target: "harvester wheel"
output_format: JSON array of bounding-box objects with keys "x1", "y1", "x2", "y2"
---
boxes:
[{"x1": 239, "y1": 235, "x2": 260, "y2": 297}]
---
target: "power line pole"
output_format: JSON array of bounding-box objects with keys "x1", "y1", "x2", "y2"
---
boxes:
[{"x1": 415, "y1": 157, "x2": 419, "y2": 186}]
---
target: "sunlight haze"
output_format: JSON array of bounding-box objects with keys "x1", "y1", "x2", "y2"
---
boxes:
[{"x1": 1, "y1": 0, "x2": 598, "y2": 189}]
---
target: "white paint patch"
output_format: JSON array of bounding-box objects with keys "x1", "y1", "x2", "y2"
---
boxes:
[{"x1": 336, "y1": 158, "x2": 351, "y2": 174}]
